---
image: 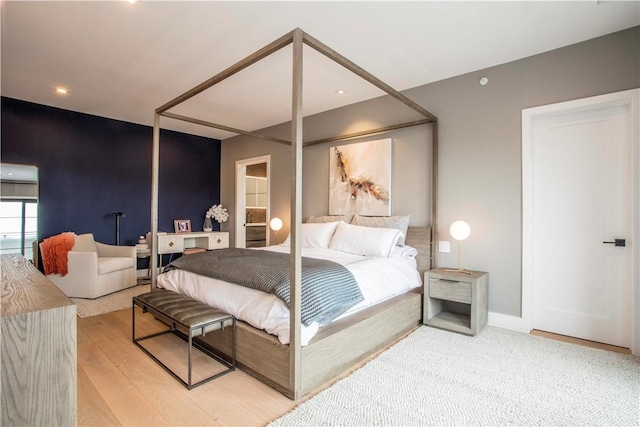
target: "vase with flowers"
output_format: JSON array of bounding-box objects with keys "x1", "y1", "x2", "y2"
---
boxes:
[{"x1": 204, "y1": 204, "x2": 229, "y2": 231}]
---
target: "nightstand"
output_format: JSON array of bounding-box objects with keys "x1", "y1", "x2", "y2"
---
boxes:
[
  {"x1": 136, "y1": 246, "x2": 152, "y2": 282},
  {"x1": 424, "y1": 268, "x2": 488, "y2": 336}
]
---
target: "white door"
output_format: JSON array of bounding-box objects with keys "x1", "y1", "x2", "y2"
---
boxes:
[{"x1": 526, "y1": 95, "x2": 634, "y2": 348}]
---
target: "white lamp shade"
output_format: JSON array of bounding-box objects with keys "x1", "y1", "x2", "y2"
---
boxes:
[
  {"x1": 269, "y1": 217, "x2": 283, "y2": 232},
  {"x1": 450, "y1": 220, "x2": 471, "y2": 241}
]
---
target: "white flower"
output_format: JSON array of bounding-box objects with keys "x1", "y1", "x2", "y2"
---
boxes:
[{"x1": 206, "y1": 204, "x2": 229, "y2": 223}]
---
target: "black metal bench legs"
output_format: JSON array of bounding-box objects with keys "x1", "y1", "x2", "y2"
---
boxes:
[{"x1": 132, "y1": 290, "x2": 236, "y2": 389}]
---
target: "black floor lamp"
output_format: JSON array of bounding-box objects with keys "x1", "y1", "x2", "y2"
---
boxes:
[{"x1": 111, "y1": 212, "x2": 125, "y2": 245}]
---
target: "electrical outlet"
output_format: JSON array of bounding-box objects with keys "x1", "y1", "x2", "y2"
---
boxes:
[{"x1": 438, "y1": 241, "x2": 450, "y2": 253}]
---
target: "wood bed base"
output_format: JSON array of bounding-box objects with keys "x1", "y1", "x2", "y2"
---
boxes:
[
  {"x1": 195, "y1": 226, "x2": 431, "y2": 399},
  {"x1": 197, "y1": 288, "x2": 422, "y2": 399}
]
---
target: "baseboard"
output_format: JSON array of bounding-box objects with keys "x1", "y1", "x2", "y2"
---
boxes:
[{"x1": 487, "y1": 311, "x2": 531, "y2": 334}]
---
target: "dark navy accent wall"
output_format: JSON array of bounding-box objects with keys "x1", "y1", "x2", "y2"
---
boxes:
[{"x1": 1, "y1": 97, "x2": 221, "y2": 250}]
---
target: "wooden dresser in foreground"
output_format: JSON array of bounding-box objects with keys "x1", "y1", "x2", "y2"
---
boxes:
[{"x1": 1, "y1": 254, "x2": 77, "y2": 426}]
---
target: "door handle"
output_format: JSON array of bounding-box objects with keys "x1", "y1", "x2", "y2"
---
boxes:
[{"x1": 603, "y1": 239, "x2": 626, "y2": 247}]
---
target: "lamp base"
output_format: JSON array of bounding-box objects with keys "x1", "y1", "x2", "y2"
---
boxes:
[{"x1": 442, "y1": 268, "x2": 473, "y2": 275}]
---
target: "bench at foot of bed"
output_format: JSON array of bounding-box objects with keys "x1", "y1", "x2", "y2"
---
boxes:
[{"x1": 132, "y1": 289, "x2": 236, "y2": 389}]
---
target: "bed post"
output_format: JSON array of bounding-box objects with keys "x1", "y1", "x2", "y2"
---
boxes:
[
  {"x1": 150, "y1": 27, "x2": 438, "y2": 399},
  {"x1": 151, "y1": 113, "x2": 160, "y2": 289},
  {"x1": 432, "y1": 120, "x2": 438, "y2": 269},
  {"x1": 289, "y1": 28, "x2": 304, "y2": 399}
]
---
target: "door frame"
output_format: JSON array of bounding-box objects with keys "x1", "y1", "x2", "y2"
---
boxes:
[
  {"x1": 522, "y1": 89, "x2": 639, "y2": 355},
  {"x1": 235, "y1": 155, "x2": 271, "y2": 248}
]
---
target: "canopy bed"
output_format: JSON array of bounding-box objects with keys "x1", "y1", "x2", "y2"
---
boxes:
[{"x1": 150, "y1": 28, "x2": 438, "y2": 399}]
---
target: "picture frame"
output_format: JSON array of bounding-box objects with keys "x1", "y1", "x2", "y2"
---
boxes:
[
  {"x1": 174, "y1": 219, "x2": 191, "y2": 233},
  {"x1": 329, "y1": 138, "x2": 392, "y2": 216}
]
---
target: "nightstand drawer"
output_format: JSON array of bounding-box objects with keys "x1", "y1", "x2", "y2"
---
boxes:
[{"x1": 429, "y1": 278, "x2": 471, "y2": 304}]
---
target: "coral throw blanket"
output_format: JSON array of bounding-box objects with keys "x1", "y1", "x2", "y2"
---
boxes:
[{"x1": 41, "y1": 232, "x2": 76, "y2": 276}]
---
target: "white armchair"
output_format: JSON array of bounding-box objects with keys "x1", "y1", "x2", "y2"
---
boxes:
[{"x1": 43, "y1": 233, "x2": 137, "y2": 299}]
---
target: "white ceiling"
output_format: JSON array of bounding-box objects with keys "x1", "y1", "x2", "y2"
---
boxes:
[{"x1": 1, "y1": 1, "x2": 638, "y2": 140}]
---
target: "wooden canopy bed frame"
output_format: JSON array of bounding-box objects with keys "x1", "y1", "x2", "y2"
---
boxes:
[{"x1": 150, "y1": 28, "x2": 438, "y2": 399}]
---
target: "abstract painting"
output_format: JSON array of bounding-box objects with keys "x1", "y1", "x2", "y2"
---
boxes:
[{"x1": 329, "y1": 138, "x2": 392, "y2": 216}]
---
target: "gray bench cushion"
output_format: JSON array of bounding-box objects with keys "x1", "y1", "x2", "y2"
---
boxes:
[
  {"x1": 134, "y1": 289, "x2": 233, "y2": 331},
  {"x1": 132, "y1": 288, "x2": 236, "y2": 389}
]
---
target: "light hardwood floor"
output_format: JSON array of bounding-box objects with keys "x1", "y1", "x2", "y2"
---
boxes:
[
  {"x1": 77, "y1": 307, "x2": 401, "y2": 427},
  {"x1": 530, "y1": 329, "x2": 631, "y2": 354},
  {"x1": 78, "y1": 307, "x2": 298, "y2": 426}
]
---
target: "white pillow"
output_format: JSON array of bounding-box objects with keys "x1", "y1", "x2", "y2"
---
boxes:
[
  {"x1": 390, "y1": 245, "x2": 418, "y2": 259},
  {"x1": 350, "y1": 214, "x2": 411, "y2": 245},
  {"x1": 329, "y1": 221, "x2": 401, "y2": 258},
  {"x1": 282, "y1": 222, "x2": 340, "y2": 248}
]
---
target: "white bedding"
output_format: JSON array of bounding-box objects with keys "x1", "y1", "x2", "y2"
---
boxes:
[{"x1": 157, "y1": 245, "x2": 422, "y2": 346}]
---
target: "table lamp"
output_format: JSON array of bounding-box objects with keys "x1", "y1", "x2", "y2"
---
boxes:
[
  {"x1": 445, "y1": 220, "x2": 472, "y2": 274},
  {"x1": 270, "y1": 217, "x2": 283, "y2": 244}
]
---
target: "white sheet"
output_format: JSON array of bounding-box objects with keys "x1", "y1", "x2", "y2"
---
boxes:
[{"x1": 157, "y1": 245, "x2": 422, "y2": 346}]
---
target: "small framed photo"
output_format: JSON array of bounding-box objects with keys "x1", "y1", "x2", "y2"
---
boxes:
[{"x1": 174, "y1": 219, "x2": 191, "y2": 233}]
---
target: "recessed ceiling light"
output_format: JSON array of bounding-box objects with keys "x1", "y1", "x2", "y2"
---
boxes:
[
  {"x1": 126, "y1": 0, "x2": 138, "y2": 4},
  {"x1": 335, "y1": 90, "x2": 345, "y2": 95},
  {"x1": 55, "y1": 87, "x2": 69, "y2": 95},
  {"x1": 479, "y1": 77, "x2": 489, "y2": 86}
]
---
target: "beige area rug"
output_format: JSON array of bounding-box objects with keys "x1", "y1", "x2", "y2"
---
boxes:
[
  {"x1": 270, "y1": 326, "x2": 640, "y2": 426},
  {"x1": 71, "y1": 283, "x2": 151, "y2": 318}
]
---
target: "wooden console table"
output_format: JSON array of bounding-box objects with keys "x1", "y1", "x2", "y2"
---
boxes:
[{"x1": 1, "y1": 254, "x2": 77, "y2": 426}]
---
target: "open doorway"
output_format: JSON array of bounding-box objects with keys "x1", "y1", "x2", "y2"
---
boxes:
[{"x1": 235, "y1": 155, "x2": 270, "y2": 248}]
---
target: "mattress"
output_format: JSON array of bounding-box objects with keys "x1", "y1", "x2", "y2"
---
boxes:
[{"x1": 157, "y1": 245, "x2": 422, "y2": 346}]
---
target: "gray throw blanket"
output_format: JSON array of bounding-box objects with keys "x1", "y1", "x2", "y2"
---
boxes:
[{"x1": 166, "y1": 248, "x2": 363, "y2": 327}]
